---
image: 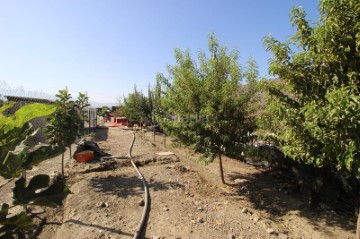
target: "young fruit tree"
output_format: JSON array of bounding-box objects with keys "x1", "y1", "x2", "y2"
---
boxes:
[
  {"x1": 262, "y1": 0, "x2": 360, "y2": 234},
  {"x1": 159, "y1": 34, "x2": 255, "y2": 184},
  {"x1": 123, "y1": 86, "x2": 152, "y2": 128},
  {"x1": 45, "y1": 89, "x2": 84, "y2": 179},
  {"x1": 0, "y1": 102, "x2": 70, "y2": 238}
]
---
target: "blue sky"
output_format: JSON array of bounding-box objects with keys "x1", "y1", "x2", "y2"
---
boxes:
[{"x1": 0, "y1": 0, "x2": 319, "y2": 106}]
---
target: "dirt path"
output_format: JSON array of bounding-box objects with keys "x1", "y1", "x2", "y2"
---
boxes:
[{"x1": 2, "y1": 127, "x2": 355, "y2": 238}]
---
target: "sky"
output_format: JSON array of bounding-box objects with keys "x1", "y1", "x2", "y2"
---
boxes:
[{"x1": 0, "y1": 0, "x2": 319, "y2": 106}]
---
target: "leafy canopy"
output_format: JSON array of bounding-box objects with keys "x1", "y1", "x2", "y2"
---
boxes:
[{"x1": 262, "y1": 0, "x2": 360, "y2": 178}]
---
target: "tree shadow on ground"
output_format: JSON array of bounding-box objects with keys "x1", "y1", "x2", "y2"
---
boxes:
[
  {"x1": 88, "y1": 175, "x2": 186, "y2": 199},
  {"x1": 89, "y1": 175, "x2": 143, "y2": 198},
  {"x1": 226, "y1": 170, "x2": 356, "y2": 234},
  {"x1": 95, "y1": 128, "x2": 109, "y2": 142},
  {"x1": 148, "y1": 180, "x2": 185, "y2": 192},
  {"x1": 64, "y1": 219, "x2": 132, "y2": 237}
]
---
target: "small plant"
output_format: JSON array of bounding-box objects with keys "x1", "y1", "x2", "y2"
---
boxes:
[
  {"x1": 45, "y1": 89, "x2": 84, "y2": 179},
  {"x1": 0, "y1": 102, "x2": 70, "y2": 238}
]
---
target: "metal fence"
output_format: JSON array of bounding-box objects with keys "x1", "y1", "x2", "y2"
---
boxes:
[
  {"x1": 83, "y1": 108, "x2": 97, "y2": 134},
  {"x1": 1, "y1": 96, "x2": 54, "y2": 146},
  {"x1": 0, "y1": 82, "x2": 98, "y2": 144}
]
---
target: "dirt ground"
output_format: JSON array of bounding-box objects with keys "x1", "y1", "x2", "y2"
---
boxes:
[{"x1": 1, "y1": 127, "x2": 356, "y2": 239}]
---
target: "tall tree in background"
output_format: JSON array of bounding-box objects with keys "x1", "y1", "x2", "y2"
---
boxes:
[
  {"x1": 244, "y1": 56, "x2": 259, "y2": 86},
  {"x1": 75, "y1": 92, "x2": 90, "y2": 111},
  {"x1": 159, "y1": 47, "x2": 204, "y2": 143},
  {"x1": 123, "y1": 86, "x2": 152, "y2": 127},
  {"x1": 98, "y1": 106, "x2": 110, "y2": 117},
  {"x1": 75, "y1": 92, "x2": 90, "y2": 135}
]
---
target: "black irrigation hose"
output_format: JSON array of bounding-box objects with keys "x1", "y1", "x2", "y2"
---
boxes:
[
  {"x1": 127, "y1": 131, "x2": 150, "y2": 239},
  {"x1": 131, "y1": 160, "x2": 150, "y2": 239},
  {"x1": 126, "y1": 131, "x2": 136, "y2": 159}
]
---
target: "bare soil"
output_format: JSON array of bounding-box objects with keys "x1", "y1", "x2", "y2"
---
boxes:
[{"x1": 1, "y1": 127, "x2": 356, "y2": 239}]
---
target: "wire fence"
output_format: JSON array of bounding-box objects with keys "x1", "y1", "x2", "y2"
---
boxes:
[
  {"x1": 82, "y1": 108, "x2": 97, "y2": 134},
  {"x1": 0, "y1": 81, "x2": 97, "y2": 144}
]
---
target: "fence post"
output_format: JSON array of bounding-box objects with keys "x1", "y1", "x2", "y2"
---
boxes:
[{"x1": 88, "y1": 108, "x2": 91, "y2": 134}]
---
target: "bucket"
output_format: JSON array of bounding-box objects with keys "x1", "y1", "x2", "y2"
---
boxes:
[{"x1": 75, "y1": 150, "x2": 94, "y2": 163}]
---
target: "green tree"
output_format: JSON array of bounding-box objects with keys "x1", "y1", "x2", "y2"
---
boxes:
[
  {"x1": 98, "y1": 106, "x2": 110, "y2": 117},
  {"x1": 75, "y1": 92, "x2": 90, "y2": 111},
  {"x1": 262, "y1": 0, "x2": 360, "y2": 231},
  {"x1": 159, "y1": 34, "x2": 255, "y2": 184},
  {"x1": 123, "y1": 86, "x2": 152, "y2": 126},
  {"x1": 45, "y1": 89, "x2": 83, "y2": 179},
  {"x1": 197, "y1": 34, "x2": 255, "y2": 184},
  {"x1": 263, "y1": 0, "x2": 360, "y2": 177},
  {"x1": 244, "y1": 56, "x2": 259, "y2": 86}
]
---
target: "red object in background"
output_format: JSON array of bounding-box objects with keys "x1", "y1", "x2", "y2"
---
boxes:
[{"x1": 75, "y1": 150, "x2": 94, "y2": 163}]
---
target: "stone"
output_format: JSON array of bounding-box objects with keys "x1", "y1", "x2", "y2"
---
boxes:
[
  {"x1": 163, "y1": 207, "x2": 169, "y2": 211},
  {"x1": 278, "y1": 233, "x2": 288, "y2": 239},
  {"x1": 252, "y1": 216, "x2": 260, "y2": 223},
  {"x1": 138, "y1": 199, "x2": 145, "y2": 207},
  {"x1": 234, "y1": 178, "x2": 247, "y2": 184},
  {"x1": 241, "y1": 207, "x2": 249, "y2": 214},
  {"x1": 197, "y1": 207, "x2": 204, "y2": 211},
  {"x1": 97, "y1": 201, "x2": 109, "y2": 208},
  {"x1": 197, "y1": 217, "x2": 204, "y2": 223},
  {"x1": 266, "y1": 228, "x2": 276, "y2": 234},
  {"x1": 228, "y1": 234, "x2": 235, "y2": 239}
]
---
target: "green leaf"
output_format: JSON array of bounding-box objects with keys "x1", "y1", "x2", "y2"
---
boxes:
[{"x1": 0, "y1": 152, "x2": 24, "y2": 179}]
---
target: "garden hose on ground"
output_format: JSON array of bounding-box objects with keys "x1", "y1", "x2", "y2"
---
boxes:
[{"x1": 127, "y1": 131, "x2": 150, "y2": 239}]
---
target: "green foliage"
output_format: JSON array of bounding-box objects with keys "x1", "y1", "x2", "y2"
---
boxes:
[
  {"x1": 158, "y1": 33, "x2": 256, "y2": 183},
  {"x1": 75, "y1": 92, "x2": 90, "y2": 111},
  {"x1": 244, "y1": 56, "x2": 259, "y2": 86},
  {"x1": 98, "y1": 106, "x2": 110, "y2": 117},
  {"x1": 46, "y1": 89, "x2": 83, "y2": 148},
  {"x1": 148, "y1": 79, "x2": 163, "y2": 124},
  {"x1": 0, "y1": 102, "x2": 70, "y2": 238},
  {"x1": 0, "y1": 103, "x2": 64, "y2": 180},
  {"x1": 262, "y1": 0, "x2": 360, "y2": 178},
  {"x1": 123, "y1": 86, "x2": 152, "y2": 125}
]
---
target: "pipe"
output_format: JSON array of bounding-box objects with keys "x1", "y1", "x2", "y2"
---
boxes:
[
  {"x1": 131, "y1": 159, "x2": 150, "y2": 239},
  {"x1": 127, "y1": 131, "x2": 150, "y2": 239}
]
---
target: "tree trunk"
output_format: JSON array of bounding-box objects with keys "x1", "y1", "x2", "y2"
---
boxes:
[
  {"x1": 22, "y1": 171, "x2": 27, "y2": 211},
  {"x1": 164, "y1": 134, "x2": 166, "y2": 147},
  {"x1": 356, "y1": 213, "x2": 360, "y2": 239},
  {"x1": 219, "y1": 154, "x2": 225, "y2": 184},
  {"x1": 61, "y1": 152, "x2": 65, "y2": 179},
  {"x1": 69, "y1": 146, "x2": 72, "y2": 159},
  {"x1": 153, "y1": 128, "x2": 155, "y2": 142}
]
